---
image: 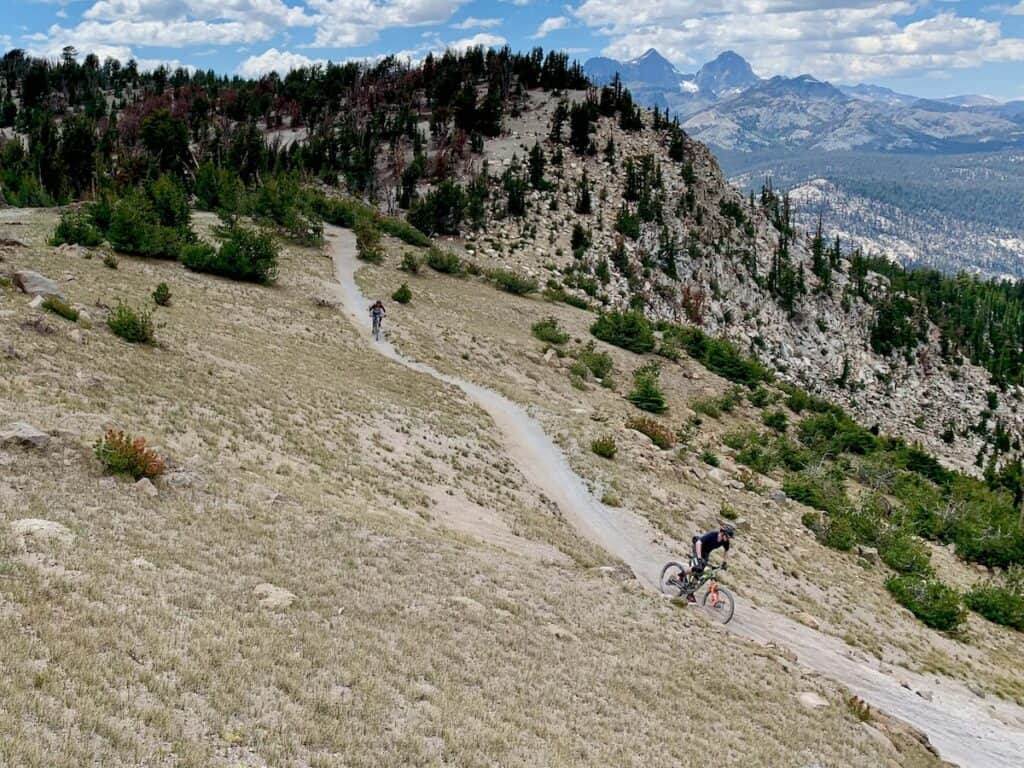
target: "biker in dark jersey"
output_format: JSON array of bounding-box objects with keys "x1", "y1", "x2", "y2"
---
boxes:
[{"x1": 683, "y1": 524, "x2": 735, "y2": 602}]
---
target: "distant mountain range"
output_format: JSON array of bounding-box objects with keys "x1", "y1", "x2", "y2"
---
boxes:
[{"x1": 584, "y1": 49, "x2": 1024, "y2": 153}]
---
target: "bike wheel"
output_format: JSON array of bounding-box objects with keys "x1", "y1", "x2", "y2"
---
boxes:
[
  {"x1": 701, "y1": 585, "x2": 735, "y2": 624},
  {"x1": 659, "y1": 561, "x2": 688, "y2": 597}
]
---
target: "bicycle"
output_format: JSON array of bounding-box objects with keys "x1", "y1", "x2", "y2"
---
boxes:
[
  {"x1": 659, "y1": 561, "x2": 736, "y2": 624},
  {"x1": 371, "y1": 313, "x2": 383, "y2": 342}
]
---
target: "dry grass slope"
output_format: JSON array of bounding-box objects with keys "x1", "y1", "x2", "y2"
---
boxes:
[{"x1": 0, "y1": 208, "x2": 940, "y2": 767}]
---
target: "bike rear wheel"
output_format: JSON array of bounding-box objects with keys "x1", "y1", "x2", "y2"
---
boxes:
[
  {"x1": 659, "y1": 561, "x2": 689, "y2": 598},
  {"x1": 701, "y1": 584, "x2": 735, "y2": 624}
]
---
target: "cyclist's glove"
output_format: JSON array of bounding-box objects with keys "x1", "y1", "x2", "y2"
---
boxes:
[{"x1": 693, "y1": 558, "x2": 706, "y2": 571}]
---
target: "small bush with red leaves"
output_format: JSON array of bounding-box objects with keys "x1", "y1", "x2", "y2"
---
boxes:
[{"x1": 94, "y1": 429, "x2": 165, "y2": 480}]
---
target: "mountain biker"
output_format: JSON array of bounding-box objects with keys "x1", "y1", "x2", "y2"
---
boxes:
[
  {"x1": 683, "y1": 524, "x2": 735, "y2": 602},
  {"x1": 369, "y1": 300, "x2": 386, "y2": 337}
]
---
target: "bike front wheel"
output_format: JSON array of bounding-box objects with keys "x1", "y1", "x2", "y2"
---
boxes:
[
  {"x1": 701, "y1": 584, "x2": 735, "y2": 624},
  {"x1": 659, "y1": 561, "x2": 689, "y2": 598}
]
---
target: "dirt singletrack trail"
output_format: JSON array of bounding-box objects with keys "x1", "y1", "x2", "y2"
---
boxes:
[{"x1": 326, "y1": 225, "x2": 1024, "y2": 767}]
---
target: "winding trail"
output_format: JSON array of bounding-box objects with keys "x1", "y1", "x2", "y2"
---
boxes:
[{"x1": 326, "y1": 225, "x2": 1024, "y2": 767}]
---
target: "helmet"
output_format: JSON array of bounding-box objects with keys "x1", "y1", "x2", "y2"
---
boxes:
[{"x1": 720, "y1": 523, "x2": 737, "y2": 538}]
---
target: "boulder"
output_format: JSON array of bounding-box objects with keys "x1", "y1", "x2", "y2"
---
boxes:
[
  {"x1": 12, "y1": 270, "x2": 63, "y2": 300},
  {"x1": 0, "y1": 422, "x2": 50, "y2": 449},
  {"x1": 797, "y1": 691, "x2": 829, "y2": 709},
  {"x1": 11, "y1": 518, "x2": 73, "y2": 549},
  {"x1": 768, "y1": 489, "x2": 788, "y2": 505},
  {"x1": 133, "y1": 478, "x2": 158, "y2": 498},
  {"x1": 254, "y1": 583, "x2": 296, "y2": 610},
  {"x1": 856, "y1": 545, "x2": 879, "y2": 564}
]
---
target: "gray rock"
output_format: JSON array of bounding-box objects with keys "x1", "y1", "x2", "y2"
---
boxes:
[
  {"x1": 0, "y1": 422, "x2": 50, "y2": 449},
  {"x1": 133, "y1": 478, "x2": 158, "y2": 498},
  {"x1": 768, "y1": 489, "x2": 788, "y2": 504},
  {"x1": 856, "y1": 545, "x2": 879, "y2": 563},
  {"x1": 13, "y1": 270, "x2": 63, "y2": 300}
]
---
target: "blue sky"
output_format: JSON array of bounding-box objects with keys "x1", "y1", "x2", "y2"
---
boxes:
[{"x1": 6, "y1": 0, "x2": 1024, "y2": 99}]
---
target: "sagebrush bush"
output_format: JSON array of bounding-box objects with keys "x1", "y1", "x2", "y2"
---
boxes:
[
  {"x1": 103, "y1": 253, "x2": 118, "y2": 269},
  {"x1": 701, "y1": 449, "x2": 720, "y2": 467},
  {"x1": 532, "y1": 317, "x2": 569, "y2": 345},
  {"x1": 107, "y1": 301, "x2": 155, "y2": 344},
  {"x1": 152, "y1": 282, "x2": 172, "y2": 306},
  {"x1": 181, "y1": 227, "x2": 279, "y2": 285},
  {"x1": 591, "y1": 435, "x2": 617, "y2": 459},
  {"x1": 491, "y1": 269, "x2": 538, "y2": 295},
  {"x1": 660, "y1": 323, "x2": 768, "y2": 386},
  {"x1": 627, "y1": 362, "x2": 667, "y2": 414},
  {"x1": 50, "y1": 210, "x2": 103, "y2": 247},
  {"x1": 425, "y1": 246, "x2": 461, "y2": 274},
  {"x1": 94, "y1": 429, "x2": 165, "y2": 480},
  {"x1": 626, "y1": 416, "x2": 674, "y2": 449},
  {"x1": 392, "y1": 283, "x2": 412, "y2": 304},
  {"x1": 42, "y1": 296, "x2": 79, "y2": 322},
  {"x1": 886, "y1": 575, "x2": 965, "y2": 631}
]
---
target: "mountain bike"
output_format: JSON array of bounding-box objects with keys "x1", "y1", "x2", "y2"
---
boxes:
[
  {"x1": 659, "y1": 561, "x2": 735, "y2": 624},
  {"x1": 371, "y1": 313, "x2": 383, "y2": 342}
]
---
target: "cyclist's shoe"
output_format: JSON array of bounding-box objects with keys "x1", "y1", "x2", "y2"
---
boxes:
[{"x1": 686, "y1": 593, "x2": 697, "y2": 604}]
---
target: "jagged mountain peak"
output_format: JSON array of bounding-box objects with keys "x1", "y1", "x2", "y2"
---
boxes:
[{"x1": 695, "y1": 50, "x2": 760, "y2": 95}]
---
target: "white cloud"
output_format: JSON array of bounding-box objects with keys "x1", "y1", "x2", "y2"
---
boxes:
[
  {"x1": 531, "y1": 16, "x2": 569, "y2": 39},
  {"x1": 450, "y1": 16, "x2": 503, "y2": 29},
  {"x1": 306, "y1": 0, "x2": 470, "y2": 47},
  {"x1": 573, "y1": 2, "x2": 1024, "y2": 81},
  {"x1": 32, "y1": 0, "x2": 317, "y2": 57},
  {"x1": 387, "y1": 32, "x2": 508, "y2": 63},
  {"x1": 1007, "y1": 2, "x2": 1024, "y2": 15},
  {"x1": 237, "y1": 47, "x2": 324, "y2": 76}
]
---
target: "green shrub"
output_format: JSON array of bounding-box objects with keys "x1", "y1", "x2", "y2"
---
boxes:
[
  {"x1": 392, "y1": 283, "x2": 412, "y2": 304},
  {"x1": 107, "y1": 190, "x2": 184, "y2": 259},
  {"x1": 532, "y1": 317, "x2": 569, "y2": 345},
  {"x1": 748, "y1": 386, "x2": 773, "y2": 407},
  {"x1": 627, "y1": 362, "x2": 667, "y2": 414},
  {"x1": 491, "y1": 269, "x2": 538, "y2": 296},
  {"x1": 701, "y1": 449, "x2": 720, "y2": 467},
  {"x1": 801, "y1": 511, "x2": 822, "y2": 533},
  {"x1": 408, "y1": 180, "x2": 465, "y2": 235},
  {"x1": 878, "y1": 532, "x2": 932, "y2": 575},
  {"x1": 783, "y1": 471, "x2": 849, "y2": 515},
  {"x1": 94, "y1": 429, "x2": 166, "y2": 480},
  {"x1": 543, "y1": 287, "x2": 590, "y2": 310},
  {"x1": 660, "y1": 323, "x2": 768, "y2": 386},
  {"x1": 966, "y1": 573, "x2": 1024, "y2": 631},
  {"x1": 577, "y1": 343, "x2": 613, "y2": 379},
  {"x1": 591, "y1": 435, "x2": 617, "y2": 459},
  {"x1": 626, "y1": 416, "x2": 674, "y2": 449},
  {"x1": 379, "y1": 216, "x2": 432, "y2": 247},
  {"x1": 194, "y1": 161, "x2": 244, "y2": 214},
  {"x1": 42, "y1": 296, "x2": 79, "y2": 322},
  {"x1": 148, "y1": 174, "x2": 191, "y2": 229},
  {"x1": 107, "y1": 301, "x2": 155, "y2": 344},
  {"x1": 152, "y1": 282, "x2": 171, "y2": 307},
  {"x1": 425, "y1": 246, "x2": 461, "y2": 274},
  {"x1": 354, "y1": 219, "x2": 384, "y2": 263},
  {"x1": 591, "y1": 310, "x2": 655, "y2": 354},
  {"x1": 399, "y1": 251, "x2": 421, "y2": 274},
  {"x1": 50, "y1": 210, "x2": 103, "y2": 247},
  {"x1": 886, "y1": 575, "x2": 965, "y2": 631},
  {"x1": 103, "y1": 253, "x2": 118, "y2": 269},
  {"x1": 798, "y1": 412, "x2": 878, "y2": 456},
  {"x1": 821, "y1": 515, "x2": 857, "y2": 551},
  {"x1": 181, "y1": 227, "x2": 278, "y2": 285},
  {"x1": 694, "y1": 397, "x2": 723, "y2": 419},
  {"x1": 763, "y1": 409, "x2": 789, "y2": 433}
]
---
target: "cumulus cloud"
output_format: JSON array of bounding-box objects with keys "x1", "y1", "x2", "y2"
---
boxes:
[
  {"x1": 572, "y1": 1, "x2": 1024, "y2": 81},
  {"x1": 34, "y1": 0, "x2": 318, "y2": 53},
  {"x1": 237, "y1": 47, "x2": 324, "y2": 76},
  {"x1": 450, "y1": 16, "x2": 503, "y2": 29},
  {"x1": 306, "y1": 0, "x2": 470, "y2": 47},
  {"x1": 531, "y1": 16, "x2": 569, "y2": 39},
  {"x1": 388, "y1": 31, "x2": 508, "y2": 62}
]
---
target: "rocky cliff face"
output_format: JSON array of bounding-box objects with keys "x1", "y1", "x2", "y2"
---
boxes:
[{"x1": 461, "y1": 91, "x2": 1021, "y2": 473}]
